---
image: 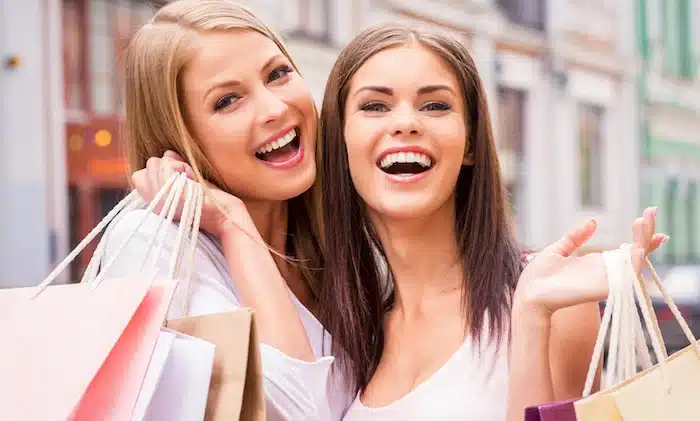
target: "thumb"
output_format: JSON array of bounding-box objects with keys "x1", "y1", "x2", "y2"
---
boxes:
[
  {"x1": 163, "y1": 150, "x2": 186, "y2": 162},
  {"x1": 542, "y1": 219, "x2": 597, "y2": 257}
]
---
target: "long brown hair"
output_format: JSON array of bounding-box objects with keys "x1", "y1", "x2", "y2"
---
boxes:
[
  {"x1": 123, "y1": 0, "x2": 324, "y2": 297},
  {"x1": 319, "y1": 23, "x2": 525, "y2": 392}
]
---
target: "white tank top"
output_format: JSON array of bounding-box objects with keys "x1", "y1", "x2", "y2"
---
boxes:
[{"x1": 342, "y1": 331, "x2": 510, "y2": 421}]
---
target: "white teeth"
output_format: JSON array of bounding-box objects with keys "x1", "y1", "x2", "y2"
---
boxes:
[
  {"x1": 256, "y1": 128, "x2": 297, "y2": 155},
  {"x1": 379, "y1": 151, "x2": 433, "y2": 169}
]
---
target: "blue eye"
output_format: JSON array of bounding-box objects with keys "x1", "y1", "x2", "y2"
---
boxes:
[
  {"x1": 214, "y1": 93, "x2": 240, "y2": 111},
  {"x1": 268, "y1": 65, "x2": 294, "y2": 82}
]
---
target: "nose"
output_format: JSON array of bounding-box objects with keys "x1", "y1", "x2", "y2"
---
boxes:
[
  {"x1": 389, "y1": 103, "x2": 423, "y2": 137},
  {"x1": 255, "y1": 87, "x2": 288, "y2": 125}
]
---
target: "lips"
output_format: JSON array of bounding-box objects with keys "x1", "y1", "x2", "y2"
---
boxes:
[
  {"x1": 377, "y1": 147, "x2": 435, "y2": 176},
  {"x1": 254, "y1": 127, "x2": 305, "y2": 169}
]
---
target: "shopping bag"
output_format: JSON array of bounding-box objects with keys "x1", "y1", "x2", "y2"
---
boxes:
[
  {"x1": 574, "y1": 248, "x2": 700, "y2": 420},
  {"x1": 131, "y1": 329, "x2": 178, "y2": 420},
  {"x1": 0, "y1": 173, "x2": 192, "y2": 421},
  {"x1": 72, "y1": 280, "x2": 177, "y2": 420},
  {"x1": 135, "y1": 328, "x2": 216, "y2": 421},
  {"x1": 0, "y1": 276, "x2": 170, "y2": 421},
  {"x1": 524, "y1": 398, "x2": 578, "y2": 421},
  {"x1": 167, "y1": 309, "x2": 266, "y2": 421}
]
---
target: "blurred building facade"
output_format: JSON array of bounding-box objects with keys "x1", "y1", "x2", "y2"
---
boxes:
[
  {"x1": 0, "y1": 0, "x2": 696, "y2": 286},
  {"x1": 637, "y1": 0, "x2": 700, "y2": 265},
  {"x1": 242, "y1": 0, "x2": 642, "y2": 252}
]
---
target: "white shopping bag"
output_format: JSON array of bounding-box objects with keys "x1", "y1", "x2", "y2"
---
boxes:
[
  {"x1": 132, "y1": 330, "x2": 177, "y2": 420},
  {"x1": 136, "y1": 328, "x2": 216, "y2": 421}
]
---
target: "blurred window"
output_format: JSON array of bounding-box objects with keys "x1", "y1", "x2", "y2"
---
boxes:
[
  {"x1": 663, "y1": 0, "x2": 695, "y2": 78},
  {"x1": 497, "y1": 86, "x2": 526, "y2": 235},
  {"x1": 298, "y1": 0, "x2": 332, "y2": 42},
  {"x1": 497, "y1": 0, "x2": 546, "y2": 31},
  {"x1": 63, "y1": 0, "x2": 87, "y2": 111},
  {"x1": 88, "y1": 0, "x2": 157, "y2": 115},
  {"x1": 578, "y1": 103, "x2": 604, "y2": 208},
  {"x1": 688, "y1": 183, "x2": 697, "y2": 262}
]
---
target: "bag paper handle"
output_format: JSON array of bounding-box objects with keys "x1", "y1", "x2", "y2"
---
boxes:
[
  {"x1": 582, "y1": 245, "x2": 700, "y2": 397},
  {"x1": 635, "y1": 257, "x2": 700, "y2": 361},
  {"x1": 583, "y1": 246, "x2": 651, "y2": 396},
  {"x1": 31, "y1": 173, "x2": 203, "y2": 305}
]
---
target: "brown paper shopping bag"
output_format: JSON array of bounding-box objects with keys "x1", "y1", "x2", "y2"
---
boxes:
[
  {"x1": 574, "y1": 250, "x2": 700, "y2": 421},
  {"x1": 167, "y1": 309, "x2": 266, "y2": 421}
]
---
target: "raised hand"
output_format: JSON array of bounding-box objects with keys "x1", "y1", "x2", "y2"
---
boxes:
[{"x1": 515, "y1": 207, "x2": 668, "y2": 320}]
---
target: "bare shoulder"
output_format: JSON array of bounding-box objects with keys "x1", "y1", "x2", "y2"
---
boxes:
[{"x1": 549, "y1": 302, "x2": 601, "y2": 399}]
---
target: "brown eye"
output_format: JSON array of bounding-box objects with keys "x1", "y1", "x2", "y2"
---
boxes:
[
  {"x1": 214, "y1": 93, "x2": 240, "y2": 111},
  {"x1": 421, "y1": 101, "x2": 451, "y2": 112},
  {"x1": 268, "y1": 65, "x2": 293, "y2": 83},
  {"x1": 360, "y1": 102, "x2": 388, "y2": 112}
]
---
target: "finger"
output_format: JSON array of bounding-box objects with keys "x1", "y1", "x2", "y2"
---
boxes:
[
  {"x1": 631, "y1": 247, "x2": 645, "y2": 275},
  {"x1": 648, "y1": 234, "x2": 669, "y2": 253},
  {"x1": 130, "y1": 169, "x2": 147, "y2": 196},
  {"x1": 184, "y1": 164, "x2": 196, "y2": 180},
  {"x1": 542, "y1": 219, "x2": 597, "y2": 257},
  {"x1": 632, "y1": 217, "x2": 646, "y2": 252},
  {"x1": 162, "y1": 155, "x2": 188, "y2": 175},
  {"x1": 145, "y1": 157, "x2": 160, "y2": 200},
  {"x1": 642, "y1": 207, "x2": 657, "y2": 252},
  {"x1": 163, "y1": 150, "x2": 186, "y2": 162},
  {"x1": 644, "y1": 207, "x2": 657, "y2": 244}
]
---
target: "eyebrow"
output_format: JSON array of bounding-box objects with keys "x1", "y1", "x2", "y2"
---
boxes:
[
  {"x1": 204, "y1": 80, "x2": 240, "y2": 104},
  {"x1": 352, "y1": 84, "x2": 456, "y2": 98},
  {"x1": 203, "y1": 54, "x2": 286, "y2": 104}
]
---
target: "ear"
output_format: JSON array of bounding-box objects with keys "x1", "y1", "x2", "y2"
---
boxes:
[
  {"x1": 462, "y1": 150, "x2": 474, "y2": 166},
  {"x1": 463, "y1": 138, "x2": 474, "y2": 166}
]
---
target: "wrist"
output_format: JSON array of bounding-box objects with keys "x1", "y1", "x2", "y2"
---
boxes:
[{"x1": 512, "y1": 288, "x2": 553, "y2": 329}]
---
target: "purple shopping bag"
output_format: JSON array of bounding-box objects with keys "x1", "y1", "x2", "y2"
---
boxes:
[{"x1": 524, "y1": 398, "x2": 578, "y2": 421}]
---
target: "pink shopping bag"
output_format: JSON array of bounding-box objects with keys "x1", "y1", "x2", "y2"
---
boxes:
[
  {"x1": 0, "y1": 276, "x2": 175, "y2": 421},
  {"x1": 72, "y1": 279, "x2": 177, "y2": 420}
]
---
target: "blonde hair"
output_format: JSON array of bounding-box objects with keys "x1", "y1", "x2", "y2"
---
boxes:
[{"x1": 123, "y1": 0, "x2": 324, "y2": 296}]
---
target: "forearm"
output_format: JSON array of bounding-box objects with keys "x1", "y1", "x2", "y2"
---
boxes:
[
  {"x1": 220, "y1": 228, "x2": 315, "y2": 362},
  {"x1": 507, "y1": 302, "x2": 554, "y2": 421}
]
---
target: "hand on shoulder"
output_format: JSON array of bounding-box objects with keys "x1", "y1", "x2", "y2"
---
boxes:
[{"x1": 131, "y1": 150, "x2": 256, "y2": 239}]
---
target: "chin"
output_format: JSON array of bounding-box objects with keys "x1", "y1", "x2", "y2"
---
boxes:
[
  {"x1": 369, "y1": 196, "x2": 445, "y2": 221},
  {"x1": 266, "y1": 163, "x2": 317, "y2": 201}
]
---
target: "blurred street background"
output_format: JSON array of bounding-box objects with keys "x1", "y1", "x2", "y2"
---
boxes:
[{"x1": 2, "y1": 0, "x2": 700, "y2": 331}]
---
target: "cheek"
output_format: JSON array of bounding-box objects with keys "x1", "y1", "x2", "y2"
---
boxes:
[
  {"x1": 435, "y1": 118, "x2": 468, "y2": 160},
  {"x1": 198, "y1": 112, "x2": 252, "y2": 158},
  {"x1": 343, "y1": 122, "x2": 374, "y2": 187}
]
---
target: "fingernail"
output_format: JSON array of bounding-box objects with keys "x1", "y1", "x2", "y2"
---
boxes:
[
  {"x1": 661, "y1": 235, "x2": 670, "y2": 244},
  {"x1": 648, "y1": 206, "x2": 658, "y2": 217}
]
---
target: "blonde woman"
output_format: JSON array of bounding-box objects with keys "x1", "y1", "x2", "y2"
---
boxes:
[{"x1": 101, "y1": 1, "x2": 351, "y2": 420}]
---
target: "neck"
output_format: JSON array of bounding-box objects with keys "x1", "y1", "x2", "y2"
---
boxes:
[
  {"x1": 244, "y1": 199, "x2": 305, "y2": 296},
  {"x1": 371, "y1": 198, "x2": 464, "y2": 317}
]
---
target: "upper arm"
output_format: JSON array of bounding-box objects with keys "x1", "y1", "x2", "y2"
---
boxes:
[{"x1": 549, "y1": 302, "x2": 602, "y2": 400}]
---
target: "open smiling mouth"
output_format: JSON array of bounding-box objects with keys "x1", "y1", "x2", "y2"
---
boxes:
[
  {"x1": 255, "y1": 128, "x2": 301, "y2": 164},
  {"x1": 378, "y1": 151, "x2": 434, "y2": 176}
]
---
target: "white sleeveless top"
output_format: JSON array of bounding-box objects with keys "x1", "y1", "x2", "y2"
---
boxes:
[{"x1": 342, "y1": 331, "x2": 510, "y2": 421}]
